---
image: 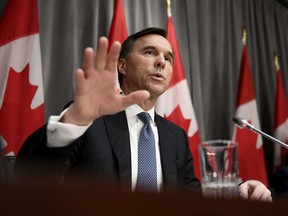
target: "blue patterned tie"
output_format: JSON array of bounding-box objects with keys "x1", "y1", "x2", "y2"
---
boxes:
[{"x1": 137, "y1": 112, "x2": 157, "y2": 191}]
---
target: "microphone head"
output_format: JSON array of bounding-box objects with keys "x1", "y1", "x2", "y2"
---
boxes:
[{"x1": 232, "y1": 116, "x2": 247, "y2": 129}]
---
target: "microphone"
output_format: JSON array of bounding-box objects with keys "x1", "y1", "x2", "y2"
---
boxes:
[{"x1": 233, "y1": 116, "x2": 288, "y2": 149}]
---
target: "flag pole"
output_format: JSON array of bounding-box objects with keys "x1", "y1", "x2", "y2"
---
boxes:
[
  {"x1": 166, "y1": 0, "x2": 171, "y2": 17},
  {"x1": 242, "y1": 25, "x2": 247, "y2": 45},
  {"x1": 274, "y1": 52, "x2": 280, "y2": 73}
]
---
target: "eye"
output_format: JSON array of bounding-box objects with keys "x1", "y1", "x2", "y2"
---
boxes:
[
  {"x1": 144, "y1": 50, "x2": 154, "y2": 55},
  {"x1": 165, "y1": 56, "x2": 173, "y2": 64}
]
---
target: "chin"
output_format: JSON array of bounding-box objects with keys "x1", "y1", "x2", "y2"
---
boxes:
[
  {"x1": 146, "y1": 84, "x2": 167, "y2": 96},
  {"x1": 150, "y1": 89, "x2": 166, "y2": 98}
]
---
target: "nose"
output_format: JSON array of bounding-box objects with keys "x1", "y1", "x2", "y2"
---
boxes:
[{"x1": 154, "y1": 55, "x2": 166, "y2": 70}]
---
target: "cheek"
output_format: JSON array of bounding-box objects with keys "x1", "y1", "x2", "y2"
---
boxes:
[
  {"x1": 126, "y1": 67, "x2": 143, "y2": 83},
  {"x1": 166, "y1": 68, "x2": 173, "y2": 83},
  {"x1": 127, "y1": 59, "x2": 147, "y2": 75}
]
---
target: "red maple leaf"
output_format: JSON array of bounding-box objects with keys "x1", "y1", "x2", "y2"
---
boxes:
[
  {"x1": 164, "y1": 106, "x2": 191, "y2": 132},
  {"x1": 164, "y1": 105, "x2": 201, "y2": 180},
  {"x1": 0, "y1": 64, "x2": 44, "y2": 155}
]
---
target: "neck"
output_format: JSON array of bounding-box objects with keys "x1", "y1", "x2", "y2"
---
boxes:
[
  {"x1": 121, "y1": 88, "x2": 158, "y2": 111},
  {"x1": 138, "y1": 99, "x2": 156, "y2": 111}
]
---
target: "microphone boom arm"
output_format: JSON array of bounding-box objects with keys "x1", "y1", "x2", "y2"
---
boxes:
[
  {"x1": 233, "y1": 117, "x2": 288, "y2": 149},
  {"x1": 252, "y1": 126, "x2": 288, "y2": 149}
]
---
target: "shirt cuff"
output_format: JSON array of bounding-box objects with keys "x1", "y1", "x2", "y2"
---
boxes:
[{"x1": 47, "y1": 108, "x2": 92, "y2": 147}]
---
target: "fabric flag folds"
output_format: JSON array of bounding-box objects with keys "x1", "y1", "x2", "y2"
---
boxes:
[
  {"x1": 0, "y1": 0, "x2": 44, "y2": 156},
  {"x1": 232, "y1": 42, "x2": 268, "y2": 185},
  {"x1": 108, "y1": 0, "x2": 128, "y2": 90},
  {"x1": 273, "y1": 56, "x2": 288, "y2": 169},
  {"x1": 108, "y1": 0, "x2": 128, "y2": 45},
  {"x1": 156, "y1": 8, "x2": 201, "y2": 180}
]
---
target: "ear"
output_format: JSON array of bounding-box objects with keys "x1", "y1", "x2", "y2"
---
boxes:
[{"x1": 118, "y1": 59, "x2": 126, "y2": 75}]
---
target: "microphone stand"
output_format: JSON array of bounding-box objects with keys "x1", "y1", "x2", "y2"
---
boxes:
[{"x1": 233, "y1": 117, "x2": 288, "y2": 149}]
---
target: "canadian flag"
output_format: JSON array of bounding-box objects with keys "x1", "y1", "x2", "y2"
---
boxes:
[
  {"x1": 232, "y1": 44, "x2": 268, "y2": 185},
  {"x1": 108, "y1": 0, "x2": 128, "y2": 90},
  {"x1": 273, "y1": 62, "x2": 288, "y2": 169},
  {"x1": 156, "y1": 14, "x2": 201, "y2": 180},
  {"x1": 108, "y1": 0, "x2": 128, "y2": 45},
  {"x1": 0, "y1": 0, "x2": 44, "y2": 156}
]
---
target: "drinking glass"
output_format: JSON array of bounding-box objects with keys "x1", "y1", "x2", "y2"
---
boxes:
[{"x1": 199, "y1": 140, "x2": 239, "y2": 198}]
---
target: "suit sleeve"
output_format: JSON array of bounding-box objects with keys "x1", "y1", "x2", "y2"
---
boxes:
[
  {"x1": 180, "y1": 128, "x2": 201, "y2": 192},
  {"x1": 14, "y1": 124, "x2": 83, "y2": 184}
]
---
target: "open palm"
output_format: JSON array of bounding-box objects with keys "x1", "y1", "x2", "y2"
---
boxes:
[{"x1": 63, "y1": 37, "x2": 149, "y2": 125}]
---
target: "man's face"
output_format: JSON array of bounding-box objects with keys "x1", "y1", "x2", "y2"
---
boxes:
[{"x1": 119, "y1": 34, "x2": 174, "y2": 99}]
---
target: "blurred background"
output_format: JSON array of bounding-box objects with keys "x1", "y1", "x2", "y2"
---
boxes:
[{"x1": 0, "y1": 0, "x2": 287, "y2": 186}]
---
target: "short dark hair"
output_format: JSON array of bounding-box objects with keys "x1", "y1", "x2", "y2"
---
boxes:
[
  {"x1": 119, "y1": 27, "x2": 167, "y2": 59},
  {"x1": 118, "y1": 27, "x2": 167, "y2": 85}
]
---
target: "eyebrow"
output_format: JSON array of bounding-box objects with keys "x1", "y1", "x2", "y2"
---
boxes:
[{"x1": 141, "y1": 46, "x2": 174, "y2": 61}]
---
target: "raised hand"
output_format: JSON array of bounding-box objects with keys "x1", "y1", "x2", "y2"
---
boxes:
[{"x1": 62, "y1": 37, "x2": 149, "y2": 125}]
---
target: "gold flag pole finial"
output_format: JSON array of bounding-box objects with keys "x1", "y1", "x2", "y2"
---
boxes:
[
  {"x1": 242, "y1": 25, "x2": 247, "y2": 45},
  {"x1": 274, "y1": 52, "x2": 280, "y2": 73},
  {"x1": 166, "y1": 0, "x2": 172, "y2": 17}
]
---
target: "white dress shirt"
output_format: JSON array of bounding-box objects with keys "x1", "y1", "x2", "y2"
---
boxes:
[{"x1": 47, "y1": 104, "x2": 163, "y2": 191}]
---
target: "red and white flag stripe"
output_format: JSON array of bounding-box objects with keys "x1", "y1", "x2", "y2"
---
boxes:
[
  {"x1": 273, "y1": 66, "x2": 288, "y2": 168},
  {"x1": 0, "y1": 0, "x2": 44, "y2": 155},
  {"x1": 156, "y1": 14, "x2": 201, "y2": 180},
  {"x1": 232, "y1": 44, "x2": 268, "y2": 185}
]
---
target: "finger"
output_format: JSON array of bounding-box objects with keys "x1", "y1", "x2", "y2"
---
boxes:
[
  {"x1": 256, "y1": 187, "x2": 272, "y2": 202},
  {"x1": 82, "y1": 48, "x2": 95, "y2": 78},
  {"x1": 120, "y1": 90, "x2": 150, "y2": 108},
  {"x1": 106, "y1": 41, "x2": 121, "y2": 72},
  {"x1": 74, "y1": 68, "x2": 86, "y2": 94},
  {"x1": 95, "y1": 37, "x2": 109, "y2": 71},
  {"x1": 238, "y1": 184, "x2": 249, "y2": 199},
  {"x1": 247, "y1": 184, "x2": 269, "y2": 201},
  {"x1": 248, "y1": 188, "x2": 262, "y2": 201},
  {"x1": 259, "y1": 191, "x2": 272, "y2": 202}
]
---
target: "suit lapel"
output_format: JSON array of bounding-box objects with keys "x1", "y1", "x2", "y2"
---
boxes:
[
  {"x1": 104, "y1": 112, "x2": 131, "y2": 187},
  {"x1": 103, "y1": 112, "x2": 177, "y2": 188},
  {"x1": 155, "y1": 114, "x2": 177, "y2": 187}
]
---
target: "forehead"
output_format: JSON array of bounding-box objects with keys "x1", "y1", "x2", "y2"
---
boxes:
[{"x1": 132, "y1": 34, "x2": 172, "y2": 52}]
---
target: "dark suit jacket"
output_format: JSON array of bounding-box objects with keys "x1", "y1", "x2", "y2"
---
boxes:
[
  {"x1": 15, "y1": 111, "x2": 200, "y2": 191},
  {"x1": 272, "y1": 164, "x2": 288, "y2": 198}
]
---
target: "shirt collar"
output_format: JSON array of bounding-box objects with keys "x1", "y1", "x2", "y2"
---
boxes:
[{"x1": 125, "y1": 104, "x2": 156, "y2": 126}]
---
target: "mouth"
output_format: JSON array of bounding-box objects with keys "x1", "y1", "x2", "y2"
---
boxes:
[{"x1": 150, "y1": 72, "x2": 165, "y2": 81}]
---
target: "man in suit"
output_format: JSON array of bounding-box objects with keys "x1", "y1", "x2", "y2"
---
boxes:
[{"x1": 15, "y1": 28, "x2": 272, "y2": 201}]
